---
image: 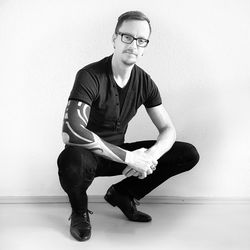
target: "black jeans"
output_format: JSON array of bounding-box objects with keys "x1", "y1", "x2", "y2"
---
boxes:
[{"x1": 57, "y1": 141, "x2": 199, "y2": 212}]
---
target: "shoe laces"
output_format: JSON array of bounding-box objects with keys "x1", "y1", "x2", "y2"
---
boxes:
[
  {"x1": 88, "y1": 209, "x2": 93, "y2": 215},
  {"x1": 68, "y1": 209, "x2": 93, "y2": 221},
  {"x1": 133, "y1": 198, "x2": 140, "y2": 206},
  {"x1": 130, "y1": 197, "x2": 141, "y2": 208}
]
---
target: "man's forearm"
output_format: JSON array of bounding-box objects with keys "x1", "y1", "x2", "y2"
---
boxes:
[
  {"x1": 62, "y1": 100, "x2": 128, "y2": 164},
  {"x1": 63, "y1": 129, "x2": 129, "y2": 163},
  {"x1": 146, "y1": 127, "x2": 176, "y2": 160}
]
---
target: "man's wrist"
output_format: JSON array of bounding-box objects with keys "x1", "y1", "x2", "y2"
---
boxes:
[
  {"x1": 125, "y1": 150, "x2": 132, "y2": 165},
  {"x1": 146, "y1": 147, "x2": 160, "y2": 161}
]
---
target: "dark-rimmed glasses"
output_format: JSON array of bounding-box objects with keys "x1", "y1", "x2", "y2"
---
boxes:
[{"x1": 117, "y1": 32, "x2": 149, "y2": 48}]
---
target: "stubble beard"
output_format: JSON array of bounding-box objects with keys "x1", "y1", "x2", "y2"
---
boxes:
[
  {"x1": 121, "y1": 59, "x2": 136, "y2": 66},
  {"x1": 121, "y1": 55, "x2": 137, "y2": 66}
]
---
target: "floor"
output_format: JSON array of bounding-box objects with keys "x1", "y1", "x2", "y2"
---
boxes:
[{"x1": 0, "y1": 202, "x2": 249, "y2": 250}]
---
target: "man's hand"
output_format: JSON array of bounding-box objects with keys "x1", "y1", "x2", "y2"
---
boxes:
[{"x1": 124, "y1": 148, "x2": 158, "y2": 179}]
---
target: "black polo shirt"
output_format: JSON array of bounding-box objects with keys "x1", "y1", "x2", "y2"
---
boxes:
[{"x1": 69, "y1": 55, "x2": 162, "y2": 145}]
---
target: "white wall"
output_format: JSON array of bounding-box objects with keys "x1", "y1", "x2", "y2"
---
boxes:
[{"x1": 0, "y1": 0, "x2": 249, "y2": 198}]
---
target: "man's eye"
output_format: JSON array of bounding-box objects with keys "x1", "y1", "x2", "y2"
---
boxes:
[
  {"x1": 124, "y1": 35, "x2": 132, "y2": 40},
  {"x1": 138, "y1": 39, "x2": 146, "y2": 44}
]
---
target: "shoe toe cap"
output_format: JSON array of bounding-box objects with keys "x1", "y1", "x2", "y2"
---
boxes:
[
  {"x1": 70, "y1": 228, "x2": 91, "y2": 241},
  {"x1": 132, "y1": 211, "x2": 152, "y2": 222}
]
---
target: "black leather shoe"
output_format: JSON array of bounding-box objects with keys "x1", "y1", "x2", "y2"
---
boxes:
[
  {"x1": 104, "y1": 186, "x2": 152, "y2": 222},
  {"x1": 69, "y1": 210, "x2": 92, "y2": 241}
]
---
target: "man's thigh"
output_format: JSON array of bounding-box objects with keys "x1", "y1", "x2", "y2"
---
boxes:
[
  {"x1": 94, "y1": 155, "x2": 124, "y2": 177},
  {"x1": 120, "y1": 140, "x2": 156, "y2": 151}
]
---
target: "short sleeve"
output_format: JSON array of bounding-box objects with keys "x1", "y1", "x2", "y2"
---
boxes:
[
  {"x1": 144, "y1": 78, "x2": 162, "y2": 108},
  {"x1": 68, "y1": 69, "x2": 98, "y2": 106}
]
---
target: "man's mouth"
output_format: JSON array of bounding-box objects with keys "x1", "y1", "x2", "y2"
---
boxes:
[{"x1": 124, "y1": 51, "x2": 138, "y2": 56}]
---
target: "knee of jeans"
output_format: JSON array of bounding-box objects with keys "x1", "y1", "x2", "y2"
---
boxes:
[
  {"x1": 57, "y1": 147, "x2": 97, "y2": 184},
  {"x1": 184, "y1": 143, "x2": 200, "y2": 170}
]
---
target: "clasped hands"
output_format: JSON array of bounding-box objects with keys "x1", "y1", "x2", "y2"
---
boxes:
[{"x1": 123, "y1": 148, "x2": 158, "y2": 179}]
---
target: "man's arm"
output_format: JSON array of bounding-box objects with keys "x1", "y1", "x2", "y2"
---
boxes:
[
  {"x1": 122, "y1": 104, "x2": 176, "y2": 178},
  {"x1": 62, "y1": 100, "x2": 155, "y2": 176},
  {"x1": 145, "y1": 104, "x2": 176, "y2": 160}
]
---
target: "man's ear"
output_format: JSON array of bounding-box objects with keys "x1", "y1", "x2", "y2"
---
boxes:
[{"x1": 112, "y1": 33, "x2": 117, "y2": 49}]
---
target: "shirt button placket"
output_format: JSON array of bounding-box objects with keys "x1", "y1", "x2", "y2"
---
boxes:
[
  {"x1": 116, "y1": 101, "x2": 120, "y2": 126},
  {"x1": 113, "y1": 84, "x2": 120, "y2": 130}
]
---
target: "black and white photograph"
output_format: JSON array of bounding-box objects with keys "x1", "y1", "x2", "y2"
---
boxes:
[{"x1": 0, "y1": 0, "x2": 250, "y2": 249}]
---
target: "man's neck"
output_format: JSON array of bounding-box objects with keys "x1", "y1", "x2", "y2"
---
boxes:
[{"x1": 111, "y1": 55, "x2": 134, "y2": 88}]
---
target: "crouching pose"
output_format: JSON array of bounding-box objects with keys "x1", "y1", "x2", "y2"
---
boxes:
[{"x1": 57, "y1": 10, "x2": 199, "y2": 241}]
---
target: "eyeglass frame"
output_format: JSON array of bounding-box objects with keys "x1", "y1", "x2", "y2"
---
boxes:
[{"x1": 116, "y1": 32, "x2": 149, "y2": 48}]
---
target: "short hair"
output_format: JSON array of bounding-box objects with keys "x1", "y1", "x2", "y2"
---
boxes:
[{"x1": 115, "y1": 11, "x2": 152, "y2": 36}]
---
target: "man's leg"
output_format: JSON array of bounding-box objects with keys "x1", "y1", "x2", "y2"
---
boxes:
[
  {"x1": 112, "y1": 141, "x2": 199, "y2": 200},
  {"x1": 57, "y1": 145, "x2": 130, "y2": 240},
  {"x1": 57, "y1": 146, "x2": 98, "y2": 241},
  {"x1": 57, "y1": 146, "x2": 98, "y2": 212}
]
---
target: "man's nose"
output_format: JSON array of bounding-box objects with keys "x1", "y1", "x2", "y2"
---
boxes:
[{"x1": 128, "y1": 39, "x2": 138, "y2": 49}]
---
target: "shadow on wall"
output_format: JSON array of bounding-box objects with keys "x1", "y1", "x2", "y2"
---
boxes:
[
  {"x1": 145, "y1": 21, "x2": 226, "y2": 193},
  {"x1": 168, "y1": 38, "x2": 225, "y2": 188}
]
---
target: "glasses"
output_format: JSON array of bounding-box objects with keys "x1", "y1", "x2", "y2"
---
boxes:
[{"x1": 117, "y1": 32, "x2": 149, "y2": 48}]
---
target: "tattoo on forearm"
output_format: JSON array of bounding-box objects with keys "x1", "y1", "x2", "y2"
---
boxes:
[{"x1": 62, "y1": 101, "x2": 126, "y2": 162}]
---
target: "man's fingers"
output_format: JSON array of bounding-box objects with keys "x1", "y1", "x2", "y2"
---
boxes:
[
  {"x1": 146, "y1": 168, "x2": 153, "y2": 175},
  {"x1": 151, "y1": 165, "x2": 156, "y2": 171},
  {"x1": 152, "y1": 159, "x2": 158, "y2": 166},
  {"x1": 123, "y1": 167, "x2": 141, "y2": 177},
  {"x1": 122, "y1": 166, "x2": 132, "y2": 176},
  {"x1": 126, "y1": 169, "x2": 136, "y2": 177},
  {"x1": 132, "y1": 171, "x2": 140, "y2": 177},
  {"x1": 138, "y1": 172, "x2": 147, "y2": 179}
]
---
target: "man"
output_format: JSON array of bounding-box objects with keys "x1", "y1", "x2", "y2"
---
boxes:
[{"x1": 57, "y1": 11, "x2": 199, "y2": 241}]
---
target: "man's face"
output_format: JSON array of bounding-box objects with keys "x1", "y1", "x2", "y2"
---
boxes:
[{"x1": 113, "y1": 20, "x2": 150, "y2": 66}]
